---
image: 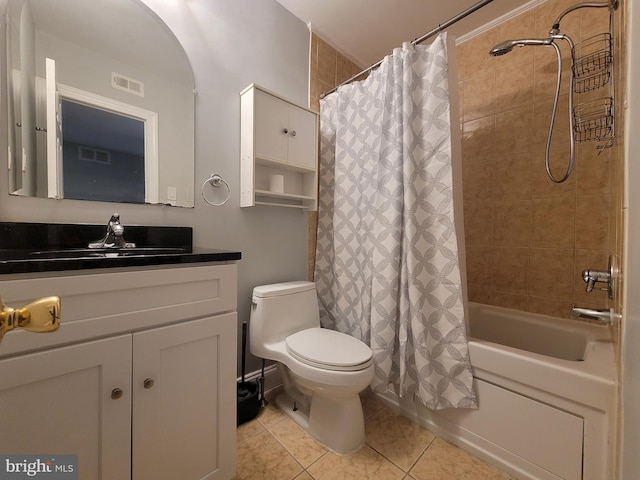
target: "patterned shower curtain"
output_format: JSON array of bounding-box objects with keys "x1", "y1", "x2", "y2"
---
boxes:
[{"x1": 315, "y1": 34, "x2": 477, "y2": 409}]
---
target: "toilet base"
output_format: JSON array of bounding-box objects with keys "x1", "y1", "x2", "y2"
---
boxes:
[{"x1": 275, "y1": 391, "x2": 366, "y2": 455}]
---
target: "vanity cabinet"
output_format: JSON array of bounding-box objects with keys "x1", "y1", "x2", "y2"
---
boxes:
[
  {"x1": 0, "y1": 264, "x2": 237, "y2": 480},
  {"x1": 240, "y1": 84, "x2": 318, "y2": 210},
  {"x1": 0, "y1": 335, "x2": 132, "y2": 478}
]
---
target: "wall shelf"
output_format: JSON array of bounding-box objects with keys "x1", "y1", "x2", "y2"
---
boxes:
[{"x1": 240, "y1": 84, "x2": 318, "y2": 210}]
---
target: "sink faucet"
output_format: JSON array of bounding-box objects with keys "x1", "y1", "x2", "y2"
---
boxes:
[
  {"x1": 88, "y1": 213, "x2": 136, "y2": 249},
  {"x1": 569, "y1": 306, "x2": 618, "y2": 324}
]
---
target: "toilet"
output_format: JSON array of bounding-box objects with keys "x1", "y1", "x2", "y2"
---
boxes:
[{"x1": 249, "y1": 281, "x2": 374, "y2": 454}]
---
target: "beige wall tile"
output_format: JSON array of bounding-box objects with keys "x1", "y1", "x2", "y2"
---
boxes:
[
  {"x1": 533, "y1": 95, "x2": 571, "y2": 151},
  {"x1": 528, "y1": 248, "x2": 574, "y2": 299},
  {"x1": 496, "y1": 9, "x2": 536, "y2": 41},
  {"x1": 575, "y1": 194, "x2": 610, "y2": 250},
  {"x1": 463, "y1": 160, "x2": 492, "y2": 205},
  {"x1": 492, "y1": 201, "x2": 531, "y2": 247},
  {"x1": 317, "y1": 38, "x2": 337, "y2": 86},
  {"x1": 466, "y1": 246, "x2": 492, "y2": 287},
  {"x1": 495, "y1": 105, "x2": 533, "y2": 156},
  {"x1": 462, "y1": 116, "x2": 495, "y2": 164},
  {"x1": 463, "y1": 69, "x2": 496, "y2": 122},
  {"x1": 491, "y1": 247, "x2": 529, "y2": 294},
  {"x1": 580, "y1": 7, "x2": 611, "y2": 42},
  {"x1": 464, "y1": 203, "x2": 492, "y2": 247},
  {"x1": 468, "y1": 287, "x2": 491, "y2": 304},
  {"x1": 528, "y1": 295, "x2": 573, "y2": 318},
  {"x1": 532, "y1": 47, "x2": 572, "y2": 103},
  {"x1": 535, "y1": 0, "x2": 581, "y2": 39},
  {"x1": 576, "y1": 145, "x2": 611, "y2": 194},
  {"x1": 495, "y1": 52, "x2": 534, "y2": 111},
  {"x1": 457, "y1": 29, "x2": 498, "y2": 81},
  {"x1": 490, "y1": 291, "x2": 529, "y2": 311},
  {"x1": 492, "y1": 152, "x2": 532, "y2": 202},
  {"x1": 530, "y1": 198, "x2": 575, "y2": 248},
  {"x1": 531, "y1": 149, "x2": 576, "y2": 198}
]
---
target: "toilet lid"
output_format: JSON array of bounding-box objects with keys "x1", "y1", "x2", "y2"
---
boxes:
[{"x1": 285, "y1": 328, "x2": 373, "y2": 371}]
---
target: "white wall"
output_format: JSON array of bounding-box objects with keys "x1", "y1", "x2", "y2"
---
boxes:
[
  {"x1": 622, "y1": 0, "x2": 640, "y2": 477},
  {"x1": 0, "y1": 0, "x2": 312, "y2": 375}
]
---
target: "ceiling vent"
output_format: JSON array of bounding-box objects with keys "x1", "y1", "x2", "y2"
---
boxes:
[{"x1": 111, "y1": 73, "x2": 144, "y2": 97}]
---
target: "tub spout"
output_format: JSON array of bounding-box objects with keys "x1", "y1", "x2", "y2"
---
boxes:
[{"x1": 569, "y1": 306, "x2": 618, "y2": 324}]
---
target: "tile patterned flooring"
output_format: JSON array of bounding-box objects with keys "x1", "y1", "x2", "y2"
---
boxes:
[{"x1": 235, "y1": 392, "x2": 513, "y2": 480}]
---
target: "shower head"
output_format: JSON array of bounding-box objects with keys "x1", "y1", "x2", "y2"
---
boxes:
[{"x1": 489, "y1": 38, "x2": 554, "y2": 56}]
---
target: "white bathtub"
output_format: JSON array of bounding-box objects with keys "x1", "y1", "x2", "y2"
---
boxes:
[{"x1": 378, "y1": 302, "x2": 617, "y2": 480}]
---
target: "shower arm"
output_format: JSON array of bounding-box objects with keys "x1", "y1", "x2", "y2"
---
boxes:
[{"x1": 550, "y1": 1, "x2": 617, "y2": 35}]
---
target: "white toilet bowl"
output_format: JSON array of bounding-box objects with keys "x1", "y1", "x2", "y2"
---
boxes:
[{"x1": 249, "y1": 282, "x2": 374, "y2": 454}]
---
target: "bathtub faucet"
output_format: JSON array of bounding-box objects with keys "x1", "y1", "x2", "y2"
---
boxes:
[{"x1": 569, "y1": 306, "x2": 618, "y2": 324}]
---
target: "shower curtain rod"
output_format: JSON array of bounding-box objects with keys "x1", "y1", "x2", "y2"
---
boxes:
[{"x1": 320, "y1": 0, "x2": 495, "y2": 98}]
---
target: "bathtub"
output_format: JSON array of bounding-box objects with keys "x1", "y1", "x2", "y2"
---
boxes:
[{"x1": 378, "y1": 302, "x2": 617, "y2": 480}]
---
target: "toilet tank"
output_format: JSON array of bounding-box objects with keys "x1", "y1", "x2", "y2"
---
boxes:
[{"x1": 249, "y1": 281, "x2": 320, "y2": 358}]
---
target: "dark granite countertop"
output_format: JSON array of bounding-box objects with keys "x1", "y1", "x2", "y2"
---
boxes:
[
  {"x1": 0, "y1": 247, "x2": 241, "y2": 274},
  {"x1": 0, "y1": 221, "x2": 241, "y2": 274}
]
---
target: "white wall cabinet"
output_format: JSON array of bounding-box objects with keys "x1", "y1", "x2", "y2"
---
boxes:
[
  {"x1": 0, "y1": 264, "x2": 237, "y2": 480},
  {"x1": 241, "y1": 84, "x2": 318, "y2": 210}
]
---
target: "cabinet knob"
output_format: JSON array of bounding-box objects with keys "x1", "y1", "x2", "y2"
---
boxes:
[
  {"x1": 290, "y1": 130, "x2": 296, "y2": 137},
  {"x1": 143, "y1": 378, "x2": 154, "y2": 389},
  {"x1": 111, "y1": 388, "x2": 124, "y2": 400},
  {"x1": 282, "y1": 128, "x2": 288, "y2": 134}
]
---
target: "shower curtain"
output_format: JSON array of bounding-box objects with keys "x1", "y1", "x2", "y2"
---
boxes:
[{"x1": 315, "y1": 34, "x2": 477, "y2": 409}]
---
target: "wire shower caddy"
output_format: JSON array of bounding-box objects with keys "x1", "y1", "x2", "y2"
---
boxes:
[{"x1": 571, "y1": 31, "x2": 614, "y2": 148}]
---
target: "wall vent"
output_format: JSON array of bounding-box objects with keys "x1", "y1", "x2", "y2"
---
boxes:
[
  {"x1": 79, "y1": 146, "x2": 111, "y2": 165},
  {"x1": 111, "y1": 72, "x2": 144, "y2": 97}
]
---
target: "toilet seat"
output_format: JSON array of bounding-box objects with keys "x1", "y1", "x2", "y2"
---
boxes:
[{"x1": 285, "y1": 328, "x2": 373, "y2": 372}]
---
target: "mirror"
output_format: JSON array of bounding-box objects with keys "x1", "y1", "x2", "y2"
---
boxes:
[{"x1": 6, "y1": 0, "x2": 195, "y2": 207}]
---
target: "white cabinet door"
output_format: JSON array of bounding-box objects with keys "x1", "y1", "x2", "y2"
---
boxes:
[
  {"x1": 132, "y1": 314, "x2": 237, "y2": 480},
  {"x1": 254, "y1": 89, "x2": 289, "y2": 162},
  {"x1": 0, "y1": 335, "x2": 132, "y2": 480},
  {"x1": 254, "y1": 88, "x2": 317, "y2": 169},
  {"x1": 287, "y1": 104, "x2": 317, "y2": 169}
]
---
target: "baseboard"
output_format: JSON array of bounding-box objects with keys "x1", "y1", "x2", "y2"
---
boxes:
[{"x1": 237, "y1": 363, "x2": 282, "y2": 391}]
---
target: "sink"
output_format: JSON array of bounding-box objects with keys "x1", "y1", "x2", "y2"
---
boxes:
[{"x1": 29, "y1": 247, "x2": 188, "y2": 259}]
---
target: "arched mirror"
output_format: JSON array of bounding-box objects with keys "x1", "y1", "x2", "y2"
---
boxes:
[{"x1": 6, "y1": 0, "x2": 195, "y2": 207}]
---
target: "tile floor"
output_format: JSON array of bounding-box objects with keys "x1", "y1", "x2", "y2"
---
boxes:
[{"x1": 235, "y1": 391, "x2": 513, "y2": 480}]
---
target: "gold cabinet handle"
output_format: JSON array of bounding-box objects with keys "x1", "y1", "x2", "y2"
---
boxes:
[
  {"x1": 0, "y1": 296, "x2": 61, "y2": 341},
  {"x1": 143, "y1": 378, "x2": 154, "y2": 389},
  {"x1": 111, "y1": 388, "x2": 124, "y2": 400}
]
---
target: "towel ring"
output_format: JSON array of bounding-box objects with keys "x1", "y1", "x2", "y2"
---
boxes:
[{"x1": 201, "y1": 173, "x2": 231, "y2": 206}]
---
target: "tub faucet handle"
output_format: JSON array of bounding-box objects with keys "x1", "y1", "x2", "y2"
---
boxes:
[
  {"x1": 580, "y1": 255, "x2": 617, "y2": 299},
  {"x1": 582, "y1": 269, "x2": 610, "y2": 293}
]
